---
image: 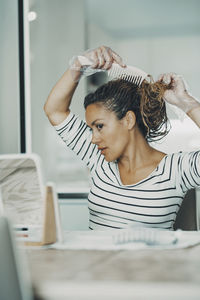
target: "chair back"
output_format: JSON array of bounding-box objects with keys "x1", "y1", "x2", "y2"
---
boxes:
[{"x1": 174, "y1": 189, "x2": 198, "y2": 230}]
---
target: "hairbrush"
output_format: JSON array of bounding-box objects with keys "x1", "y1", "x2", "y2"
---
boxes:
[{"x1": 77, "y1": 55, "x2": 148, "y2": 86}]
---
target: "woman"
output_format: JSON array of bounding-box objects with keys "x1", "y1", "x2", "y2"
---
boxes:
[{"x1": 44, "y1": 46, "x2": 200, "y2": 230}]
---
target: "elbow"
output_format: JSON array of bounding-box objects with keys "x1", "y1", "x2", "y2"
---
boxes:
[
  {"x1": 43, "y1": 104, "x2": 55, "y2": 125},
  {"x1": 43, "y1": 102, "x2": 48, "y2": 116},
  {"x1": 43, "y1": 99, "x2": 51, "y2": 118}
]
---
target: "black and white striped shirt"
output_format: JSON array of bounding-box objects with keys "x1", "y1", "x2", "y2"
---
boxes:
[{"x1": 54, "y1": 112, "x2": 200, "y2": 230}]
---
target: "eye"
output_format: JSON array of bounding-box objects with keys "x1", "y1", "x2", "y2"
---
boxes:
[{"x1": 96, "y1": 124, "x2": 104, "y2": 130}]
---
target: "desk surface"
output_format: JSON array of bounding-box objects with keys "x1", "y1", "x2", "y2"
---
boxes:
[{"x1": 25, "y1": 244, "x2": 200, "y2": 300}]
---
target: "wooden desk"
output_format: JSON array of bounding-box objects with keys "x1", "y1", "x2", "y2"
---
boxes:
[{"x1": 25, "y1": 244, "x2": 200, "y2": 300}]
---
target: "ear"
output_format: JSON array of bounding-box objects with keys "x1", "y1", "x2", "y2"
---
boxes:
[{"x1": 124, "y1": 111, "x2": 136, "y2": 130}]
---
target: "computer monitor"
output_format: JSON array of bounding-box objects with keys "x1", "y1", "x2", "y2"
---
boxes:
[{"x1": 0, "y1": 216, "x2": 33, "y2": 300}]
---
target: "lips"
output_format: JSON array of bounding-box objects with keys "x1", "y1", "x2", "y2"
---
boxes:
[{"x1": 98, "y1": 147, "x2": 107, "y2": 155}]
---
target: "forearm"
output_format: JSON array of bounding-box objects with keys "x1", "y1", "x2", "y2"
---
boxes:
[
  {"x1": 187, "y1": 103, "x2": 200, "y2": 128},
  {"x1": 44, "y1": 68, "x2": 81, "y2": 126}
]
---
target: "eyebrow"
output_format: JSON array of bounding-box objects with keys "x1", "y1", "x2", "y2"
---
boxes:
[{"x1": 91, "y1": 119, "x2": 104, "y2": 126}]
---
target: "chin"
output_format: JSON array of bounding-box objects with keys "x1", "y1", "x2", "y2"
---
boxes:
[
  {"x1": 103, "y1": 154, "x2": 117, "y2": 163},
  {"x1": 104, "y1": 157, "x2": 112, "y2": 162}
]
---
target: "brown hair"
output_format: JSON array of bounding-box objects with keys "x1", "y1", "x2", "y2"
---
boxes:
[{"x1": 84, "y1": 78, "x2": 171, "y2": 142}]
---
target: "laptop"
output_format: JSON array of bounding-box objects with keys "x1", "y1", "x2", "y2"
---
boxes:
[{"x1": 0, "y1": 216, "x2": 34, "y2": 300}]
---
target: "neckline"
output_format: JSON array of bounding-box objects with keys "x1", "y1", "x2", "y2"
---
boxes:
[{"x1": 115, "y1": 154, "x2": 168, "y2": 187}]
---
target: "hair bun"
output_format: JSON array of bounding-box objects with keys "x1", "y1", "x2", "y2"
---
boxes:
[{"x1": 139, "y1": 80, "x2": 170, "y2": 141}]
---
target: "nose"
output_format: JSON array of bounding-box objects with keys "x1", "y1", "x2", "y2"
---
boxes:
[{"x1": 91, "y1": 131, "x2": 100, "y2": 145}]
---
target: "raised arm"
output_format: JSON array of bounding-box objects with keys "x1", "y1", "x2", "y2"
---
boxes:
[
  {"x1": 44, "y1": 46, "x2": 126, "y2": 126},
  {"x1": 158, "y1": 73, "x2": 200, "y2": 128},
  {"x1": 44, "y1": 68, "x2": 80, "y2": 126}
]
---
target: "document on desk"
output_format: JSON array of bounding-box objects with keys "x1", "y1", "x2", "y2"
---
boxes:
[{"x1": 50, "y1": 228, "x2": 200, "y2": 250}]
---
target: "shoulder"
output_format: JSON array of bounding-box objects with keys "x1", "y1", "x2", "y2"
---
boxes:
[
  {"x1": 165, "y1": 150, "x2": 200, "y2": 171},
  {"x1": 161, "y1": 151, "x2": 197, "y2": 161},
  {"x1": 172, "y1": 150, "x2": 200, "y2": 160},
  {"x1": 54, "y1": 111, "x2": 80, "y2": 131}
]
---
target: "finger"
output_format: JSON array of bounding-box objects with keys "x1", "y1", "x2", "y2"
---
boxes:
[
  {"x1": 99, "y1": 46, "x2": 113, "y2": 69},
  {"x1": 162, "y1": 73, "x2": 173, "y2": 85},
  {"x1": 110, "y1": 49, "x2": 126, "y2": 67},
  {"x1": 167, "y1": 73, "x2": 182, "y2": 87},
  {"x1": 90, "y1": 51, "x2": 99, "y2": 68},
  {"x1": 103, "y1": 57, "x2": 113, "y2": 70},
  {"x1": 102, "y1": 49, "x2": 113, "y2": 70},
  {"x1": 158, "y1": 72, "x2": 177, "y2": 84},
  {"x1": 169, "y1": 72, "x2": 177, "y2": 78},
  {"x1": 157, "y1": 74, "x2": 165, "y2": 82},
  {"x1": 168, "y1": 72, "x2": 179, "y2": 82},
  {"x1": 171, "y1": 73, "x2": 188, "y2": 91},
  {"x1": 96, "y1": 48, "x2": 105, "y2": 68}
]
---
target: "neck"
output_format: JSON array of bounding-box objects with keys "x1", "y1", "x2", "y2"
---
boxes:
[{"x1": 117, "y1": 129, "x2": 162, "y2": 172}]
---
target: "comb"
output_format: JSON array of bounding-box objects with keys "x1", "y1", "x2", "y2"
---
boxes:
[
  {"x1": 112, "y1": 227, "x2": 178, "y2": 246},
  {"x1": 78, "y1": 55, "x2": 148, "y2": 86}
]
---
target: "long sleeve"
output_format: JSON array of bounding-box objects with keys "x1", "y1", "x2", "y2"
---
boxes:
[
  {"x1": 54, "y1": 111, "x2": 100, "y2": 172},
  {"x1": 176, "y1": 151, "x2": 200, "y2": 194}
]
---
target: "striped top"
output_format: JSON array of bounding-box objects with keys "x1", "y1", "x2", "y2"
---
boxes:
[{"x1": 54, "y1": 112, "x2": 200, "y2": 230}]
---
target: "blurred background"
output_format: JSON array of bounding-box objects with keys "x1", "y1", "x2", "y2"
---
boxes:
[{"x1": 1, "y1": 0, "x2": 200, "y2": 229}]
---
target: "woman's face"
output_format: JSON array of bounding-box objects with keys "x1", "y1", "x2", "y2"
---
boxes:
[{"x1": 85, "y1": 103, "x2": 130, "y2": 162}]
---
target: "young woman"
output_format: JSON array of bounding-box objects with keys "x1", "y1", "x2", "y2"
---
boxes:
[{"x1": 44, "y1": 46, "x2": 200, "y2": 230}]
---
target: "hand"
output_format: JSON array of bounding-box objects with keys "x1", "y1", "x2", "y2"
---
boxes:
[
  {"x1": 83, "y1": 45, "x2": 126, "y2": 70},
  {"x1": 69, "y1": 45, "x2": 126, "y2": 82},
  {"x1": 158, "y1": 72, "x2": 200, "y2": 113}
]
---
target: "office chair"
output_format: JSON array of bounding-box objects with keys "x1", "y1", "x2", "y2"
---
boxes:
[{"x1": 174, "y1": 189, "x2": 199, "y2": 231}]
